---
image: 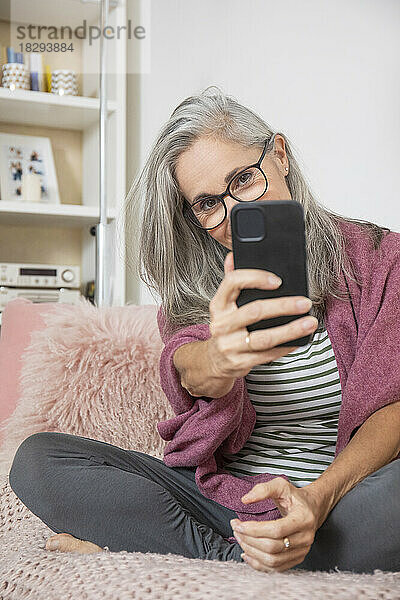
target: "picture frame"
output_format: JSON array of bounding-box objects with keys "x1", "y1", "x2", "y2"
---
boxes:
[{"x1": 0, "y1": 132, "x2": 60, "y2": 204}]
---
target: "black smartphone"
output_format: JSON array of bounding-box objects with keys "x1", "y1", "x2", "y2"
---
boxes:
[{"x1": 230, "y1": 199, "x2": 312, "y2": 347}]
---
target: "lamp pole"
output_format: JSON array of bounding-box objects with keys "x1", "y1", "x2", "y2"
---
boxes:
[{"x1": 95, "y1": 0, "x2": 110, "y2": 307}]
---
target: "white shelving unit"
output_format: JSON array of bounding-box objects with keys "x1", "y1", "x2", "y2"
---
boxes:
[
  {"x1": 0, "y1": 200, "x2": 116, "y2": 228},
  {"x1": 0, "y1": 0, "x2": 127, "y2": 308},
  {"x1": 0, "y1": 87, "x2": 118, "y2": 130}
]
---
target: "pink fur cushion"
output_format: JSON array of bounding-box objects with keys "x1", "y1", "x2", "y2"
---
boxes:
[{"x1": 0, "y1": 298, "x2": 173, "y2": 477}]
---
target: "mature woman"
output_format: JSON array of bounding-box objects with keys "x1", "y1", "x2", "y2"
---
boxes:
[{"x1": 9, "y1": 87, "x2": 400, "y2": 573}]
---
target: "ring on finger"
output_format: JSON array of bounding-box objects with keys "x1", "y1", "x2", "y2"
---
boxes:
[{"x1": 245, "y1": 333, "x2": 252, "y2": 351}]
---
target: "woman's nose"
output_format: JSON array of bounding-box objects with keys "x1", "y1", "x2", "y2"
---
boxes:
[{"x1": 224, "y1": 195, "x2": 239, "y2": 220}]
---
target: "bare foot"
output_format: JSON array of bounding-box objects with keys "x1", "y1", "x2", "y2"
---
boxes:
[{"x1": 46, "y1": 533, "x2": 104, "y2": 554}]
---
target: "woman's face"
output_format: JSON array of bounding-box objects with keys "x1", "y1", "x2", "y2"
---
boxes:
[{"x1": 175, "y1": 135, "x2": 292, "y2": 250}]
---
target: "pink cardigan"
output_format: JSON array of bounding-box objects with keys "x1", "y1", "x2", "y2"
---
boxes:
[{"x1": 156, "y1": 221, "x2": 400, "y2": 539}]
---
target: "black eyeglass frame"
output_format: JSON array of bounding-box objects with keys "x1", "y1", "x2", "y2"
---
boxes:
[{"x1": 183, "y1": 138, "x2": 270, "y2": 231}]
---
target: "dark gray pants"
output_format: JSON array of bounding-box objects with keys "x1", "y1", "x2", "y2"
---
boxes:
[{"x1": 9, "y1": 431, "x2": 400, "y2": 573}]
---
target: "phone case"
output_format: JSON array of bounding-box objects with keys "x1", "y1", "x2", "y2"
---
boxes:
[{"x1": 231, "y1": 200, "x2": 312, "y2": 347}]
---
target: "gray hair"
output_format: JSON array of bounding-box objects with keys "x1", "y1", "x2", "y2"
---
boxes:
[{"x1": 125, "y1": 86, "x2": 390, "y2": 335}]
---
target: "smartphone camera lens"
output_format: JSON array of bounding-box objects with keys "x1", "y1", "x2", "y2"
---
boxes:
[{"x1": 236, "y1": 206, "x2": 265, "y2": 241}]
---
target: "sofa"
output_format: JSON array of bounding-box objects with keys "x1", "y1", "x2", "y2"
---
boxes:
[{"x1": 0, "y1": 298, "x2": 399, "y2": 599}]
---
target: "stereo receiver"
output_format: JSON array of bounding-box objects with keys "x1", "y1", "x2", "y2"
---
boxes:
[{"x1": 0, "y1": 263, "x2": 80, "y2": 289}]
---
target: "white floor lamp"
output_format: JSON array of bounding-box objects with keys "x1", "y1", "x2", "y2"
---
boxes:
[{"x1": 95, "y1": 0, "x2": 111, "y2": 307}]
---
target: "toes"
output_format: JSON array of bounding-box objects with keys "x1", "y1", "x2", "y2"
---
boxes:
[
  {"x1": 46, "y1": 533, "x2": 79, "y2": 551},
  {"x1": 45, "y1": 532, "x2": 103, "y2": 553},
  {"x1": 46, "y1": 537, "x2": 60, "y2": 551}
]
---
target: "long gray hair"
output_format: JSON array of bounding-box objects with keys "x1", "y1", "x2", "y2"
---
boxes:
[{"x1": 125, "y1": 86, "x2": 390, "y2": 335}]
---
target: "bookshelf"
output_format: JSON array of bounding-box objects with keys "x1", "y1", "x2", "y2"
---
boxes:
[
  {"x1": 0, "y1": 200, "x2": 116, "y2": 228},
  {"x1": 0, "y1": 0, "x2": 127, "y2": 313},
  {"x1": 0, "y1": 87, "x2": 118, "y2": 130}
]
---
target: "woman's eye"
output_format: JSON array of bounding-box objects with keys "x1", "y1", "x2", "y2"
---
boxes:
[
  {"x1": 231, "y1": 171, "x2": 254, "y2": 193},
  {"x1": 237, "y1": 172, "x2": 252, "y2": 186},
  {"x1": 199, "y1": 197, "x2": 217, "y2": 211}
]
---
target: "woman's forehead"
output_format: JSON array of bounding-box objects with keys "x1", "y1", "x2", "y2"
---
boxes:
[{"x1": 175, "y1": 137, "x2": 259, "y2": 200}]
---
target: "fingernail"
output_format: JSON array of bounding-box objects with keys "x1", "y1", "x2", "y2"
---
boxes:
[
  {"x1": 302, "y1": 317, "x2": 317, "y2": 331},
  {"x1": 269, "y1": 275, "x2": 282, "y2": 286},
  {"x1": 296, "y1": 298, "x2": 311, "y2": 311},
  {"x1": 230, "y1": 519, "x2": 238, "y2": 527},
  {"x1": 47, "y1": 540, "x2": 59, "y2": 550}
]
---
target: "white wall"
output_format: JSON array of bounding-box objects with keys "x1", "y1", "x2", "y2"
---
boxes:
[{"x1": 126, "y1": 0, "x2": 400, "y2": 306}]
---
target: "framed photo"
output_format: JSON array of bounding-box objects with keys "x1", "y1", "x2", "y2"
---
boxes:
[{"x1": 0, "y1": 132, "x2": 60, "y2": 204}]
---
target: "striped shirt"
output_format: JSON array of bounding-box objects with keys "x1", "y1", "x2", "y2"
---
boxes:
[{"x1": 221, "y1": 326, "x2": 342, "y2": 487}]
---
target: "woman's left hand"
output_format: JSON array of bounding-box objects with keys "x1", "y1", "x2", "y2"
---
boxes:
[{"x1": 231, "y1": 476, "x2": 331, "y2": 573}]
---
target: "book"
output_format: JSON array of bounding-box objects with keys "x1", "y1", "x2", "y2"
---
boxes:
[
  {"x1": 6, "y1": 46, "x2": 15, "y2": 63},
  {"x1": 29, "y1": 53, "x2": 44, "y2": 91},
  {"x1": 0, "y1": 45, "x2": 8, "y2": 68},
  {"x1": 45, "y1": 64, "x2": 52, "y2": 93}
]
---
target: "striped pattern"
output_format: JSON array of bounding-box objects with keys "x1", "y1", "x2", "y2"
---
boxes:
[{"x1": 221, "y1": 326, "x2": 342, "y2": 487}]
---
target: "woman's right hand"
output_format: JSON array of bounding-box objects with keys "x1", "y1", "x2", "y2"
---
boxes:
[{"x1": 206, "y1": 252, "x2": 318, "y2": 386}]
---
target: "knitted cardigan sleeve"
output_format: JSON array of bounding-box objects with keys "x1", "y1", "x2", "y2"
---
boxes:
[{"x1": 155, "y1": 307, "x2": 254, "y2": 467}]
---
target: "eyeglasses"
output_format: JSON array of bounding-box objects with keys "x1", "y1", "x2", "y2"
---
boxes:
[{"x1": 183, "y1": 138, "x2": 269, "y2": 231}]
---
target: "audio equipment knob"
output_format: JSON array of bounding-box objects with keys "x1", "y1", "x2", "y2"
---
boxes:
[{"x1": 61, "y1": 269, "x2": 74, "y2": 283}]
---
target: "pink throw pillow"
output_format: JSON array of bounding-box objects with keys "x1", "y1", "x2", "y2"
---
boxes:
[
  {"x1": 0, "y1": 299, "x2": 57, "y2": 446},
  {"x1": 0, "y1": 298, "x2": 173, "y2": 477}
]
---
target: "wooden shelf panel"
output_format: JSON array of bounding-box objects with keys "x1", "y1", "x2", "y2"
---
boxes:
[
  {"x1": 0, "y1": 88, "x2": 117, "y2": 131},
  {"x1": 0, "y1": 201, "x2": 116, "y2": 228}
]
